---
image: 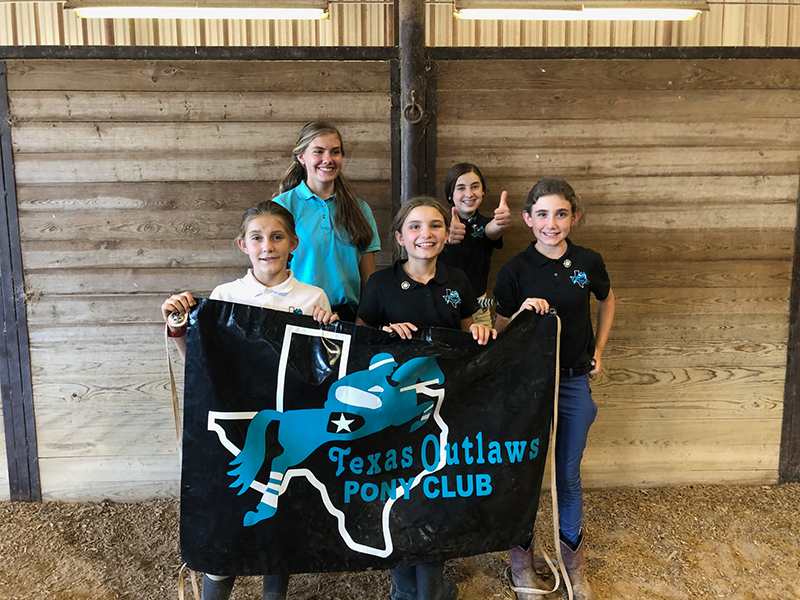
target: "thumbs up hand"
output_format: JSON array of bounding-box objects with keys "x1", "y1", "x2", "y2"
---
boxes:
[
  {"x1": 448, "y1": 207, "x2": 466, "y2": 245},
  {"x1": 492, "y1": 191, "x2": 512, "y2": 232}
]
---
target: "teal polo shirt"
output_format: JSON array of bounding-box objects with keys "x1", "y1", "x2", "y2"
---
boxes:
[{"x1": 274, "y1": 181, "x2": 381, "y2": 307}]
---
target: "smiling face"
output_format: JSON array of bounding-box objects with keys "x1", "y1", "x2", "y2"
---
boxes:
[
  {"x1": 395, "y1": 205, "x2": 449, "y2": 263},
  {"x1": 523, "y1": 194, "x2": 579, "y2": 258},
  {"x1": 451, "y1": 171, "x2": 485, "y2": 219},
  {"x1": 237, "y1": 214, "x2": 299, "y2": 287},
  {"x1": 296, "y1": 133, "x2": 343, "y2": 196}
]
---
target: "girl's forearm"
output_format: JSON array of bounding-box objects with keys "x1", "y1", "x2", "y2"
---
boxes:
[{"x1": 593, "y1": 288, "x2": 616, "y2": 357}]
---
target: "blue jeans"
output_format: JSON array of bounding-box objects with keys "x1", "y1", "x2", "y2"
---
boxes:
[{"x1": 554, "y1": 374, "x2": 597, "y2": 546}]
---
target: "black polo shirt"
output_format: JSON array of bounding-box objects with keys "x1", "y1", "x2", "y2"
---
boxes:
[
  {"x1": 493, "y1": 239, "x2": 611, "y2": 369},
  {"x1": 358, "y1": 260, "x2": 479, "y2": 331},
  {"x1": 440, "y1": 211, "x2": 503, "y2": 297}
]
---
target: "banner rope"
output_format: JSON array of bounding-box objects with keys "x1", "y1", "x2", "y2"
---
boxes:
[
  {"x1": 550, "y1": 313, "x2": 574, "y2": 600},
  {"x1": 506, "y1": 311, "x2": 570, "y2": 598},
  {"x1": 166, "y1": 328, "x2": 200, "y2": 600}
]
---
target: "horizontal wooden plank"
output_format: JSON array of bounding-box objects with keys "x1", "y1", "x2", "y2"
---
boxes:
[
  {"x1": 26, "y1": 294, "x2": 186, "y2": 326},
  {"x1": 39, "y1": 456, "x2": 179, "y2": 502},
  {"x1": 601, "y1": 259, "x2": 791, "y2": 289},
  {"x1": 30, "y1": 344, "x2": 178, "y2": 379},
  {"x1": 25, "y1": 267, "x2": 243, "y2": 294},
  {"x1": 9, "y1": 91, "x2": 391, "y2": 122},
  {"x1": 13, "y1": 151, "x2": 391, "y2": 184},
  {"x1": 438, "y1": 119, "x2": 800, "y2": 149},
  {"x1": 603, "y1": 340, "x2": 786, "y2": 368},
  {"x1": 35, "y1": 402, "x2": 180, "y2": 458},
  {"x1": 438, "y1": 89, "x2": 800, "y2": 120},
  {"x1": 583, "y1": 444, "x2": 779, "y2": 474},
  {"x1": 22, "y1": 239, "x2": 251, "y2": 270},
  {"x1": 608, "y1": 288, "x2": 788, "y2": 315},
  {"x1": 28, "y1": 323, "x2": 179, "y2": 345},
  {"x1": 581, "y1": 468, "x2": 777, "y2": 489},
  {"x1": 562, "y1": 230, "x2": 794, "y2": 262},
  {"x1": 32, "y1": 376, "x2": 177, "y2": 406},
  {"x1": 437, "y1": 59, "x2": 800, "y2": 91},
  {"x1": 7, "y1": 60, "x2": 390, "y2": 93},
  {"x1": 19, "y1": 207, "x2": 392, "y2": 242},
  {"x1": 16, "y1": 181, "x2": 392, "y2": 212},
  {"x1": 547, "y1": 444, "x2": 780, "y2": 487},
  {"x1": 588, "y1": 417, "x2": 782, "y2": 448},
  {"x1": 433, "y1": 146, "x2": 800, "y2": 178},
  {"x1": 11, "y1": 121, "x2": 391, "y2": 154},
  {"x1": 606, "y1": 313, "x2": 788, "y2": 343}
]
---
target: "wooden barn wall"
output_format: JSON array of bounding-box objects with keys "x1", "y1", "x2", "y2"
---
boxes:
[
  {"x1": 2, "y1": 0, "x2": 800, "y2": 47},
  {"x1": 5, "y1": 58, "x2": 393, "y2": 501},
  {"x1": 435, "y1": 58, "x2": 798, "y2": 487}
]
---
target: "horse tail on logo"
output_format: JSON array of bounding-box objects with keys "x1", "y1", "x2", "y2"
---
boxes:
[{"x1": 227, "y1": 410, "x2": 278, "y2": 495}]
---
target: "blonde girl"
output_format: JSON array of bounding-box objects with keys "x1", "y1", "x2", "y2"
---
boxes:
[{"x1": 273, "y1": 121, "x2": 381, "y2": 321}]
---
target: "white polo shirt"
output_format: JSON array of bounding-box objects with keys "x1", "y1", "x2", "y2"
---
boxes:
[{"x1": 210, "y1": 270, "x2": 331, "y2": 315}]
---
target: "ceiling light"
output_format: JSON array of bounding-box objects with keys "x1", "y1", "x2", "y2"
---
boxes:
[
  {"x1": 64, "y1": 0, "x2": 329, "y2": 19},
  {"x1": 455, "y1": 0, "x2": 707, "y2": 20}
]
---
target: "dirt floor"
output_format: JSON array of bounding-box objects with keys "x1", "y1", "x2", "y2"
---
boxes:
[{"x1": 1, "y1": 483, "x2": 798, "y2": 600}]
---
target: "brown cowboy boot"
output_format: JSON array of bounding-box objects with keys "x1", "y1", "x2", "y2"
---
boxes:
[
  {"x1": 509, "y1": 542, "x2": 549, "y2": 600},
  {"x1": 559, "y1": 532, "x2": 594, "y2": 600}
]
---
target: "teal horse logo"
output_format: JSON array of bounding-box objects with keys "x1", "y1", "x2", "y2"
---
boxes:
[{"x1": 227, "y1": 352, "x2": 445, "y2": 526}]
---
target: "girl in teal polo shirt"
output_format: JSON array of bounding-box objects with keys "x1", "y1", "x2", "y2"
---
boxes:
[{"x1": 274, "y1": 121, "x2": 381, "y2": 321}]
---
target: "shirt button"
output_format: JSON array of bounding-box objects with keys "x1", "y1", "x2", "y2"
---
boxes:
[{"x1": 554, "y1": 273, "x2": 558, "y2": 276}]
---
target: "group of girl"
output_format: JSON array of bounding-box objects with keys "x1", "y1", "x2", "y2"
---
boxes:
[{"x1": 162, "y1": 121, "x2": 615, "y2": 600}]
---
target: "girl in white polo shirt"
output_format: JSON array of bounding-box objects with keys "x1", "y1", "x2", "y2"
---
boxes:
[{"x1": 161, "y1": 200, "x2": 338, "y2": 600}]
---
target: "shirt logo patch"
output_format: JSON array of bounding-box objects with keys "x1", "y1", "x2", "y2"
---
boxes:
[
  {"x1": 471, "y1": 224, "x2": 485, "y2": 238},
  {"x1": 570, "y1": 270, "x2": 589, "y2": 288},
  {"x1": 443, "y1": 289, "x2": 462, "y2": 308},
  {"x1": 291, "y1": 307, "x2": 303, "y2": 314}
]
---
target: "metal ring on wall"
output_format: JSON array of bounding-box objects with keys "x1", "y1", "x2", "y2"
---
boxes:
[{"x1": 403, "y1": 90, "x2": 424, "y2": 125}]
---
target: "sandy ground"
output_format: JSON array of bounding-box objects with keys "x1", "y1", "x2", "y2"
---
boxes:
[{"x1": 1, "y1": 483, "x2": 798, "y2": 600}]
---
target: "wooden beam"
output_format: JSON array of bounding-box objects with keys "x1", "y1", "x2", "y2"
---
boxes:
[
  {"x1": 0, "y1": 45, "x2": 397, "y2": 61},
  {"x1": 779, "y1": 176, "x2": 800, "y2": 483},
  {"x1": 398, "y1": 0, "x2": 426, "y2": 201},
  {"x1": 0, "y1": 61, "x2": 41, "y2": 502}
]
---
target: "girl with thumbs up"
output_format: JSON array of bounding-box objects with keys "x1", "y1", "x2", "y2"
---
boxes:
[{"x1": 440, "y1": 163, "x2": 511, "y2": 326}]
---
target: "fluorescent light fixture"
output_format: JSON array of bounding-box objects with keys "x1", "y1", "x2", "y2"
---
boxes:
[
  {"x1": 455, "y1": 0, "x2": 707, "y2": 20},
  {"x1": 64, "y1": 0, "x2": 329, "y2": 19}
]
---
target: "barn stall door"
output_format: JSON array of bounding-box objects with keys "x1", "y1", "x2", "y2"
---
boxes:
[
  {"x1": 6, "y1": 59, "x2": 394, "y2": 501},
  {"x1": 435, "y1": 58, "x2": 800, "y2": 487}
]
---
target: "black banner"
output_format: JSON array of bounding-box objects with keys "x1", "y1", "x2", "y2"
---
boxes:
[{"x1": 180, "y1": 300, "x2": 557, "y2": 575}]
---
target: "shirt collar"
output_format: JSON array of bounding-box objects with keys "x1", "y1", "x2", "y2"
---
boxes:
[
  {"x1": 244, "y1": 269, "x2": 297, "y2": 296},
  {"x1": 297, "y1": 180, "x2": 335, "y2": 202},
  {"x1": 526, "y1": 238, "x2": 574, "y2": 267},
  {"x1": 391, "y1": 259, "x2": 448, "y2": 289}
]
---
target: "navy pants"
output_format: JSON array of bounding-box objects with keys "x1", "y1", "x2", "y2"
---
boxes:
[{"x1": 554, "y1": 374, "x2": 597, "y2": 546}]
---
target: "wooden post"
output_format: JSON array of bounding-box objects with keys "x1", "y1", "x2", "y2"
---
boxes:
[
  {"x1": 0, "y1": 62, "x2": 41, "y2": 502},
  {"x1": 398, "y1": 0, "x2": 426, "y2": 202},
  {"x1": 780, "y1": 178, "x2": 800, "y2": 483}
]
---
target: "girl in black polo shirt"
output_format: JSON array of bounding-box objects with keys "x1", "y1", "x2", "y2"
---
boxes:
[
  {"x1": 439, "y1": 163, "x2": 511, "y2": 327},
  {"x1": 357, "y1": 196, "x2": 496, "y2": 600},
  {"x1": 493, "y1": 178, "x2": 615, "y2": 600}
]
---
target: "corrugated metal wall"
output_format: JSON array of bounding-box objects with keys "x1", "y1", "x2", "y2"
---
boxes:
[{"x1": 1, "y1": 0, "x2": 800, "y2": 47}]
